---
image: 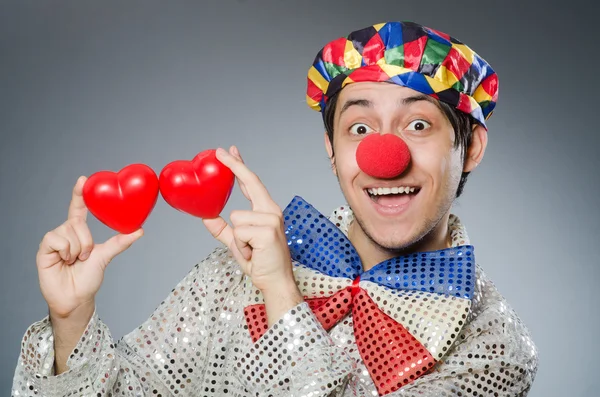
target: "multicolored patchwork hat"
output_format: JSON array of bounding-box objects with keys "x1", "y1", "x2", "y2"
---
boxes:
[{"x1": 306, "y1": 21, "x2": 498, "y2": 128}]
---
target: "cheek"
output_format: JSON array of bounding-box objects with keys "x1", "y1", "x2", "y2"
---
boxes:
[
  {"x1": 334, "y1": 142, "x2": 360, "y2": 183},
  {"x1": 411, "y1": 142, "x2": 461, "y2": 183},
  {"x1": 411, "y1": 144, "x2": 447, "y2": 176},
  {"x1": 443, "y1": 146, "x2": 465, "y2": 178}
]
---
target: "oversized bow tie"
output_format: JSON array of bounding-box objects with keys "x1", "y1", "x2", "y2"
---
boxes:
[{"x1": 244, "y1": 196, "x2": 475, "y2": 395}]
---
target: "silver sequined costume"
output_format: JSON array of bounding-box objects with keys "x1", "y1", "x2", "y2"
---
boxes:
[{"x1": 12, "y1": 205, "x2": 538, "y2": 396}]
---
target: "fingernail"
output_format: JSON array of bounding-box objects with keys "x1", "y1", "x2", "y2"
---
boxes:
[
  {"x1": 80, "y1": 252, "x2": 89, "y2": 261},
  {"x1": 65, "y1": 253, "x2": 71, "y2": 262}
]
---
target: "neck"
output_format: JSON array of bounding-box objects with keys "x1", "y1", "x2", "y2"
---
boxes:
[{"x1": 348, "y1": 213, "x2": 452, "y2": 271}]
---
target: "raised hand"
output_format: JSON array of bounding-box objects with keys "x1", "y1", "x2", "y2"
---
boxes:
[
  {"x1": 37, "y1": 176, "x2": 143, "y2": 319},
  {"x1": 203, "y1": 147, "x2": 302, "y2": 323}
]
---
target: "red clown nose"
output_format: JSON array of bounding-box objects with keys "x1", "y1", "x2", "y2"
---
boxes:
[{"x1": 356, "y1": 134, "x2": 411, "y2": 179}]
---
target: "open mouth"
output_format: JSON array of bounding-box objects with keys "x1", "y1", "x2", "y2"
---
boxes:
[{"x1": 365, "y1": 185, "x2": 421, "y2": 207}]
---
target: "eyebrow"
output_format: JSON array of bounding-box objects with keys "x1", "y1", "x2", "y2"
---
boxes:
[
  {"x1": 339, "y1": 94, "x2": 436, "y2": 117},
  {"x1": 339, "y1": 99, "x2": 373, "y2": 117},
  {"x1": 401, "y1": 94, "x2": 436, "y2": 106}
]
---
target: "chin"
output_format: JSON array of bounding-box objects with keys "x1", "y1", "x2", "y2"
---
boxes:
[
  {"x1": 357, "y1": 215, "x2": 426, "y2": 252},
  {"x1": 374, "y1": 230, "x2": 425, "y2": 252}
]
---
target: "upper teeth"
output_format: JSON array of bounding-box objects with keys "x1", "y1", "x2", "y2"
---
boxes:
[{"x1": 368, "y1": 187, "x2": 416, "y2": 195}]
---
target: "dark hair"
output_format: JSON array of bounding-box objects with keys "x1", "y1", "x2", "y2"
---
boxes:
[{"x1": 322, "y1": 93, "x2": 475, "y2": 198}]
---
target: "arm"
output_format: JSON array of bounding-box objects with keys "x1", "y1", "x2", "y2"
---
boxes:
[
  {"x1": 30, "y1": 175, "x2": 144, "y2": 378},
  {"x1": 263, "y1": 279, "x2": 304, "y2": 326},
  {"x1": 13, "y1": 248, "x2": 354, "y2": 397},
  {"x1": 232, "y1": 292, "x2": 352, "y2": 397},
  {"x1": 13, "y1": 304, "x2": 171, "y2": 396},
  {"x1": 12, "y1": 248, "x2": 225, "y2": 397},
  {"x1": 200, "y1": 147, "x2": 354, "y2": 395},
  {"x1": 50, "y1": 300, "x2": 95, "y2": 374}
]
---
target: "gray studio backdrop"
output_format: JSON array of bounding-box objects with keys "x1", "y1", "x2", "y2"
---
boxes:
[{"x1": 1, "y1": 1, "x2": 598, "y2": 395}]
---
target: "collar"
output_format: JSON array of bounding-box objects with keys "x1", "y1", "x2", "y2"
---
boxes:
[{"x1": 327, "y1": 202, "x2": 471, "y2": 246}]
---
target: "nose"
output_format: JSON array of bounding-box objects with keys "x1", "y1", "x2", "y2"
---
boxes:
[{"x1": 356, "y1": 134, "x2": 411, "y2": 179}]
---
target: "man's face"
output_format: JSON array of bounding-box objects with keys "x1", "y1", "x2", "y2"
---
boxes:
[{"x1": 326, "y1": 82, "x2": 472, "y2": 252}]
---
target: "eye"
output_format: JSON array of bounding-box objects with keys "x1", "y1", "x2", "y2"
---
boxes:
[
  {"x1": 349, "y1": 123, "x2": 374, "y2": 135},
  {"x1": 406, "y1": 119, "x2": 431, "y2": 131}
]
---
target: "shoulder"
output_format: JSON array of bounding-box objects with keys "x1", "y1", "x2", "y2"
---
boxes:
[
  {"x1": 465, "y1": 264, "x2": 539, "y2": 366},
  {"x1": 191, "y1": 246, "x2": 244, "y2": 284},
  {"x1": 154, "y1": 246, "x2": 247, "y2": 309},
  {"x1": 184, "y1": 246, "x2": 242, "y2": 283}
]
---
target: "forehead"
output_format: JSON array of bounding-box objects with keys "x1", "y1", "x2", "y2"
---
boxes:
[
  {"x1": 335, "y1": 82, "x2": 442, "y2": 115},
  {"x1": 338, "y1": 82, "x2": 424, "y2": 102}
]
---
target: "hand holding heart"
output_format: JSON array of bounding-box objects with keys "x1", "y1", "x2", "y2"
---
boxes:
[
  {"x1": 203, "y1": 147, "x2": 297, "y2": 293},
  {"x1": 37, "y1": 176, "x2": 144, "y2": 319},
  {"x1": 37, "y1": 146, "x2": 296, "y2": 320}
]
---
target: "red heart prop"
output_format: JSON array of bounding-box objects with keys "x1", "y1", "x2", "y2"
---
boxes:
[
  {"x1": 159, "y1": 149, "x2": 235, "y2": 218},
  {"x1": 83, "y1": 164, "x2": 159, "y2": 234}
]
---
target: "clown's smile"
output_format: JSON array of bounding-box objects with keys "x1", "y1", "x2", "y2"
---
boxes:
[{"x1": 364, "y1": 184, "x2": 421, "y2": 215}]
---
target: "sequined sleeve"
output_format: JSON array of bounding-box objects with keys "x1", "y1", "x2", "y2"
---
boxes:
[
  {"x1": 12, "y1": 247, "x2": 353, "y2": 396},
  {"x1": 390, "y1": 266, "x2": 539, "y2": 396},
  {"x1": 231, "y1": 302, "x2": 352, "y2": 396},
  {"x1": 11, "y1": 309, "x2": 169, "y2": 396}
]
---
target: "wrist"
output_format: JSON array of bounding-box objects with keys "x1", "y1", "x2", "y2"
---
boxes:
[
  {"x1": 260, "y1": 278, "x2": 304, "y2": 327},
  {"x1": 49, "y1": 300, "x2": 95, "y2": 375},
  {"x1": 260, "y1": 277, "x2": 302, "y2": 302},
  {"x1": 49, "y1": 300, "x2": 95, "y2": 327}
]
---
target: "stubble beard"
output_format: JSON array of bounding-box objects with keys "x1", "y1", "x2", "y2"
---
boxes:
[
  {"x1": 352, "y1": 204, "x2": 447, "y2": 255},
  {"x1": 342, "y1": 174, "x2": 459, "y2": 256}
]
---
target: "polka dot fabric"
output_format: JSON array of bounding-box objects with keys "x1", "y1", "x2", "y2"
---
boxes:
[
  {"x1": 292, "y1": 263, "x2": 352, "y2": 298},
  {"x1": 362, "y1": 281, "x2": 472, "y2": 360},
  {"x1": 284, "y1": 197, "x2": 362, "y2": 278},
  {"x1": 12, "y1": 197, "x2": 538, "y2": 396},
  {"x1": 242, "y1": 196, "x2": 478, "y2": 394},
  {"x1": 12, "y1": 248, "x2": 354, "y2": 397},
  {"x1": 351, "y1": 289, "x2": 434, "y2": 395},
  {"x1": 362, "y1": 246, "x2": 475, "y2": 299}
]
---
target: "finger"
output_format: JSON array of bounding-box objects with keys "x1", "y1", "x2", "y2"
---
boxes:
[
  {"x1": 229, "y1": 145, "x2": 238, "y2": 158},
  {"x1": 229, "y1": 210, "x2": 281, "y2": 229},
  {"x1": 232, "y1": 225, "x2": 279, "y2": 252},
  {"x1": 232, "y1": 226, "x2": 253, "y2": 261},
  {"x1": 230, "y1": 145, "x2": 245, "y2": 165},
  {"x1": 203, "y1": 217, "x2": 252, "y2": 263},
  {"x1": 70, "y1": 218, "x2": 94, "y2": 261},
  {"x1": 229, "y1": 146, "x2": 250, "y2": 201},
  {"x1": 60, "y1": 224, "x2": 82, "y2": 265},
  {"x1": 232, "y1": 145, "x2": 242, "y2": 159},
  {"x1": 97, "y1": 229, "x2": 143, "y2": 263},
  {"x1": 68, "y1": 176, "x2": 89, "y2": 221},
  {"x1": 202, "y1": 217, "x2": 234, "y2": 247},
  {"x1": 40, "y1": 231, "x2": 71, "y2": 263},
  {"x1": 215, "y1": 148, "x2": 277, "y2": 212}
]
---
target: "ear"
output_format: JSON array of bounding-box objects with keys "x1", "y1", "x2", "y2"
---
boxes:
[
  {"x1": 463, "y1": 124, "x2": 488, "y2": 173},
  {"x1": 324, "y1": 132, "x2": 337, "y2": 176}
]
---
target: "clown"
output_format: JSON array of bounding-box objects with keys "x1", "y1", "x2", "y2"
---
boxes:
[{"x1": 13, "y1": 22, "x2": 538, "y2": 396}]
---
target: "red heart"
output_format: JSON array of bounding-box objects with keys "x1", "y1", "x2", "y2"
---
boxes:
[
  {"x1": 83, "y1": 164, "x2": 159, "y2": 234},
  {"x1": 159, "y1": 149, "x2": 235, "y2": 218}
]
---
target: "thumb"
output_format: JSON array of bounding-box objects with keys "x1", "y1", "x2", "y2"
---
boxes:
[
  {"x1": 98, "y1": 228, "x2": 144, "y2": 262},
  {"x1": 202, "y1": 217, "x2": 249, "y2": 265},
  {"x1": 202, "y1": 217, "x2": 233, "y2": 247}
]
